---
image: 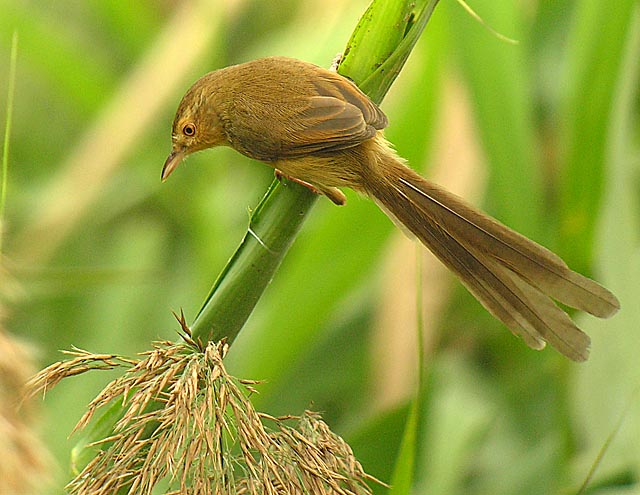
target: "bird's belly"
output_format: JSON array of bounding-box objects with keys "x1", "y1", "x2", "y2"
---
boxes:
[{"x1": 272, "y1": 152, "x2": 362, "y2": 190}]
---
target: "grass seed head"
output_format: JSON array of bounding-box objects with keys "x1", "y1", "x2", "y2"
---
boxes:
[{"x1": 33, "y1": 340, "x2": 378, "y2": 495}]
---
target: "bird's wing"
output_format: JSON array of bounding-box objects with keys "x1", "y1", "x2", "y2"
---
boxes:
[
  {"x1": 277, "y1": 72, "x2": 388, "y2": 156},
  {"x1": 224, "y1": 60, "x2": 388, "y2": 160}
]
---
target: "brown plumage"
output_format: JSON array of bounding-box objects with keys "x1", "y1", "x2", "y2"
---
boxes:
[{"x1": 163, "y1": 56, "x2": 620, "y2": 361}]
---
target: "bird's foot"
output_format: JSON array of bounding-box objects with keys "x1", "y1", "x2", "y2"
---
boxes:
[{"x1": 274, "y1": 169, "x2": 346, "y2": 205}]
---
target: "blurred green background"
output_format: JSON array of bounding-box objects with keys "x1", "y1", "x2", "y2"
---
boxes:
[{"x1": 1, "y1": 0, "x2": 639, "y2": 493}]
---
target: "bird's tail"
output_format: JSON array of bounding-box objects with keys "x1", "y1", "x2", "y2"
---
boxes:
[{"x1": 361, "y1": 142, "x2": 620, "y2": 361}]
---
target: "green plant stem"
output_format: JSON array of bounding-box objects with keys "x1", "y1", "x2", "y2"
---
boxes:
[
  {"x1": 1, "y1": 31, "x2": 18, "y2": 255},
  {"x1": 339, "y1": 0, "x2": 440, "y2": 101},
  {"x1": 191, "y1": 179, "x2": 318, "y2": 345},
  {"x1": 190, "y1": 0, "x2": 441, "y2": 347}
]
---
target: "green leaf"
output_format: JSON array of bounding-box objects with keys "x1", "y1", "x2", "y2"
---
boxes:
[
  {"x1": 446, "y1": 0, "x2": 541, "y2": 236},
  {"x1": 572, "y1": 8, "x2": 640, "y2": 486},
  {"x1": 417, "y1": 356, "x2": 493, "y2": 495},
  {"x1": 70, "y1": 397, "x2": 127, "y2": 477},
  {"x1": 389, "y1": 398, "x2": 421, "y2": 495},
  {"x1": 559, "y1": 0, "x2": 638, "y2": 273}
]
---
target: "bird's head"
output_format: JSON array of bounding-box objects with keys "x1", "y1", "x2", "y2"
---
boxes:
[{"x1": 161, "y1": 74, "x2": 226, "y2": 181}]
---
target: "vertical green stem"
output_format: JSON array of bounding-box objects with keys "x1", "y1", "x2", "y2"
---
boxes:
[
  {"x1": 1, "y1": 31, "x2": 18, "y2": 255},
  {"x1": 191, "y1": 179, "x2": 318, "y2": 345}
]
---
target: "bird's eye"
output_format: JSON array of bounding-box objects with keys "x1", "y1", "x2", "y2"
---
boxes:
[{"x1": 182, "y1": 123, "x2": 196, "y2": 137}]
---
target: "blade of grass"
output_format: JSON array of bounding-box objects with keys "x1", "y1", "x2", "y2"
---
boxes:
[
  {"x1": 454, "y1": 0, "x2": 518, "y2": 45},
  {"x1": 0, "y1": 5, "x2": 111, "y2": 115},
  {"x1": 416, "y1": 357, "x2": 493, "y2": 495},
  {"x1": 572, "y1": 6, "x2": 640, "y2": 483},
  {"x1": 389, "y1": 398, "x2": 420, "y2": 494},
  {"x1": 558, "y1": 0, "x2": 637, "y2": 273},
  {"x1": 389, "y1": 246, "x2": 427, "y2": 494},
  {"x1": 576, "y1": 388, "x2": 639, "y2": 495},
  {"x1": 11, "y1": 0, "x2": 230, "y2": 264},
  {"x1": 446, "y1": 0, "x2": 541, "y2": 236},
  {"x1": 1, "y1": 31, "x2": 18, "y2": 255}
]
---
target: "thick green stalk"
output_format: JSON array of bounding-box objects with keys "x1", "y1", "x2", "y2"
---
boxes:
[
  {"x1": 190, "y1": 0, "x2": 441, "y2": 346},
  {"x1": 191, "y1": 179, "x2": 318, "y2": 345}
]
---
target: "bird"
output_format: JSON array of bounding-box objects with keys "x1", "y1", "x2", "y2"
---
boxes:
[{"x1": 162, "y1": 56, "x2": 620, "y2": 361}]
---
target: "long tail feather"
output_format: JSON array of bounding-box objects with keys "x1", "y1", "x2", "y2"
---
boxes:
[
  {"x1": 364, "y1": 151, "x2": 619, "y2": 361},
  {"x1": 397, "y1": 176, "x2": 619, "y2": 318}
]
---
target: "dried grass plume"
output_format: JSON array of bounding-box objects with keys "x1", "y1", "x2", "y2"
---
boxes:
[
  {"x1": 28, "y1": 337, "x2": 381, "y2": 495},
  {"x1": 0, "y1": 329, "x2": 50, "y2": 494},
  {"x1": 1, "y1": 265, "x2": 50, "y2": 494}
]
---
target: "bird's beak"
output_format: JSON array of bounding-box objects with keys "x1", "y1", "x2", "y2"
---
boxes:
[{"x1": 161, "y1": 149, "x2": 185, "y2": 182}]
